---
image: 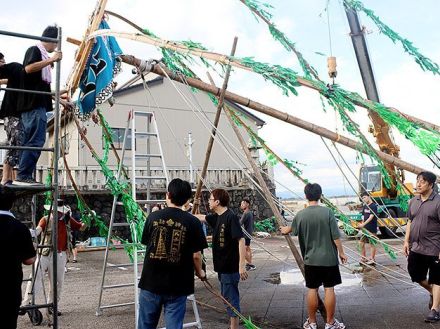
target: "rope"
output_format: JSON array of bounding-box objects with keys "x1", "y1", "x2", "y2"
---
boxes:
[{"x1": 328, "y1": 138, "x2": 407, "y2": 240}]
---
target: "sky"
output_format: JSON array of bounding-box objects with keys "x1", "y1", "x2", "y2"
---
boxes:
[{"x1": 0, "y1": 0, "x2": 439, "y2": 198}]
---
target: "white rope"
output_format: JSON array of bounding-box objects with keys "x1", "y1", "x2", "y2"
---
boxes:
[
  {"x1": 157, "y1": 66, "x2": 293, "y2": 214},
  {"x1": 321, "y1": 137, "x2": 404, "y2": 253},
  {"x1": 330, "y1": 140, "x2": 408, "y2": 236}
]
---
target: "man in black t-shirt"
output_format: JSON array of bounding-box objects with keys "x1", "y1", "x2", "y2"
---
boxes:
[
  {"x1": 13, "y1": 26, "x2": 62, "y2": 186},
  {"x1": 359, "y1": 192, "x2": 379, "y2": 265},
  {"x1": 240, "y1": 198, "x2": 256, "y2": 271},
  {"x1": 138, "y1": 178, "x2": 207, "y2": 329},
  {"x1": 0, "y1": 52, "x2": 25, "y2": 185},
  {"x1": 196, "y1": 189, "x2": 248, "y2": 329},
  {"x1": 0, "y1": 186, "x2": 36, "y2": 328}
]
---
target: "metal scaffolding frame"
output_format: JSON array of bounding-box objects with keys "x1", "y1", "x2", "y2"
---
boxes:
[{"x1": 0, "y1": 27, "x2": 62, "y2": 328}]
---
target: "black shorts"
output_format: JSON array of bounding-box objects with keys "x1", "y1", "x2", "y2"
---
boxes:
[
  {"x1": 304, "y1": 264, "x2": 342, "y2": 289},
  {"x1": 407, "y1": 251, "x2": 440, "y2": 284},
  {"x1": 245, "y1": 238, "x2": 251, "y2": 246}
]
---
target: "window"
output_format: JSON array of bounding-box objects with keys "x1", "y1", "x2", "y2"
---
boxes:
[{"x1": 106, "y1": 127, "x2": 133, "y2": 150}]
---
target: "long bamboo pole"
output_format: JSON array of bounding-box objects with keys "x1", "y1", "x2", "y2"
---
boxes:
[
  {"x1": 205, "y1": 72, "x2": 327, "y2": 317},
  {"x1": 118, "y1": 56, "x2": 437, "y2": 180},
  {"x1": 94, "y1": 29, "x2": 440, "y2": 132},
  {"x1": 192, "y1": 37, "x2": 238, "y2": 214},
  {"x1": 150, "y1": 62, "x2": 437, "y2": 180}
]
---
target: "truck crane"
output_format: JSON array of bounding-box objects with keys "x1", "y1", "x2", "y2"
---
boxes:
[{"x1": 344, "y1": 5, "x2": 414, "y2": 237}]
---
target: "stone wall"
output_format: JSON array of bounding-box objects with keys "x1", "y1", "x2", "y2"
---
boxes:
[{"x1": 11, "y1": 184, "x2": 276, "y2": 240}]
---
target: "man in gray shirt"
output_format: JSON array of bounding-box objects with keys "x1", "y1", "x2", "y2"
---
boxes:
[
  {"x1": 240, "y1": 198, "x2": 255, "y2": 271},
  {"x1": 281, "y1": 183, "x2": 347, "y2": 329},
  {"x1": 404, "y1": 171, "x2": 440, "y2": 323}
]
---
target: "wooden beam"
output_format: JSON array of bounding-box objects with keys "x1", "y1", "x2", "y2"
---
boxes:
[
  {"x1": 192, "y1": 37, "x2": 238, "y2": 214},
  {"x1": 66, "y1": 37, "x2": 81, "y2": 46},
  {"x1": 98, "y1": 29, "x2": 439, "y2": 132},
  {"x1": 65, "y1": 0, "x2": 108, "y2": 95}
]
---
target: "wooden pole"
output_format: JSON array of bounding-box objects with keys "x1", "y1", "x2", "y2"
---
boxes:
[
  {"x1": 142, "y1": 62, "x2": 436, "y2": 180},
  {"x1": 95, "y1": 29, "x2": 439, "y2": 132},
  {"x1": 205, "y1": 72, "x2": 327, "y2": 317},
  {"x1": 65, "y1": 0, "x2": 108, "y2": 94},
  {"x1": 118, "y1": 56, "x2": 437, "y2": 180},
  {"x1": 192, "y1": 37, "x2": 238, "y2": 214}
]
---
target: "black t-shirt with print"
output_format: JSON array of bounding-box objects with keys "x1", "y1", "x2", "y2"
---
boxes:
[
  {"x1": 0, "y1": 213, "x2": 36, "y2": 306},
  {"x1": 139, "y1": 207, "x2": 208, "y2": 296},
  {"x1": 362, "y1": 203, "x2": 379, "y2": 233},
  {"x1": 206, "y1": 208, "x2": 243, "y2": 274},
  {"x1": 0, "y1": 62, "x2": 24, "y2": 118},
  {"x1": 18, "y1": 46, "x2": 52, "y2": 113}
]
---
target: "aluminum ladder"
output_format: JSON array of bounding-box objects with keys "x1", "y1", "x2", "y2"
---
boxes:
[{"x1": 96, "y1": 110, "x2": 202, "y2": 328}]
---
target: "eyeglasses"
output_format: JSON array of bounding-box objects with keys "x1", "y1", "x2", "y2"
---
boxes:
[{"x1": 209, "y1": 198, "x2": 216, "y2": 201}]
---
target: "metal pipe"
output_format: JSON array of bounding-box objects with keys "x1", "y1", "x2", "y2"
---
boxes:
[
  {"x1": 51, "y1": 26, "x2": 62, "y2": 329},
  {"x1": 0, "y1": 29, "x2": 58, "y2": 43},
  {"x1": 0, "y1": 87, "x2": 54, "y2": 95},
  {"x1": 0, "y1": 145, "x2": 54, "y2": 151}
]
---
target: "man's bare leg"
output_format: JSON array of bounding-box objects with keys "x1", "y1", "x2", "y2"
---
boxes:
[
  {"x1": 307, "y1": 288, "x2": 319, "y2": 323},
  {"x1": 419, "y1": 280, "x2": 433, "y2": 294},
  {"x1": 324, "y1": 287, "x2": 336, "y2": 324},
  {"x1": 230, "y1": 316, "x2": 239, "y2": 329},
  {"x1": 1, "y1": 163, "x2": 13, "y2": 184},
  {"x1": 431, "y1": 284, "x2": 440, "y2": 310},
  {"x1": 245, "y1": 246, "x2": 252, "y2": 265}
]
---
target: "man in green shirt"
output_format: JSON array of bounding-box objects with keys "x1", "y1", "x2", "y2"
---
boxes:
[{"x1": 281, "y1": 183, "x2": 347, "y2": 329}]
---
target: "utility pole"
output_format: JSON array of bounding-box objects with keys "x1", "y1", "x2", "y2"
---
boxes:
[{"x1": 187, "y1": 132, "x2": 194, "y2": 185}]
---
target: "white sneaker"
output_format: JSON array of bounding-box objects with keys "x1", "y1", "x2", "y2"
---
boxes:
[
  {"x1": 325, "y1": 319, "x2": 345, "y2": 329},
  {"x1": 303, "y1": 318, "x2": 318, "y2": 329}
]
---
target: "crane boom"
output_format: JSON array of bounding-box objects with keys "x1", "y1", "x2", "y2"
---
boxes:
[{"x1": 345, "y1": 5, "x2": 400, "y2": 196}]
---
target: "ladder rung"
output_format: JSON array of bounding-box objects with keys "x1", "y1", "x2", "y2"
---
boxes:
[
  {"x1": 135, "y1": 132, "x2": 157, "y2": 137},
  {"x1": 135, "y1": 176, "x2": 167, "y2": 180},
  {"x1": 107, "y1": 262, "x2": 143, "y2": 268},
  {"x1": 103, "y1": 283, "x2": 135, "y2": 289},
  {"x1": 134, "y1": 154, "x2": 162, "y2": 159},
  {"x1": 100, "y1": 302, "x2": 135, "y2": 310},
  {"x1": 133, "y1": 111, "x2": 153, "y2": 117},
  {"x1": 135, "y1": 199, "x2": 166, "y2": 205},
  {"x1": 113, "y1": 223, "x2": 130, "y2": 227}
]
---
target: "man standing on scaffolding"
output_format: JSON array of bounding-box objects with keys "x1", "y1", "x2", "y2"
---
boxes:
[
  {"x1": 0, "y1": 52, "x2": 25, "y2": 185},
  {"x1": 13, "y1": 25, "x2": 62, "y2": 186}
]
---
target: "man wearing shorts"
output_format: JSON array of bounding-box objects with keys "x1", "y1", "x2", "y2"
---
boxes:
[
  {"x1": 281, "y1": 183, "x2": 347, "y2": 329},
  {"x1": 404, "y1": 171, "x2": 440, "y2": 323},
  {"x1": 240, "y1": 198, "x2": 255, "y2": 271},
  {"x1": 358, "y1": 192, "x2": 379, "y2": 265},
  {"x1": 0, "y1": 52, "x2": 25, "y2": 185}
]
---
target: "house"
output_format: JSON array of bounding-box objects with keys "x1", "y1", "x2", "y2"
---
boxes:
[{"x1": 41, "y1": 75, "x2": 271, "y2": 191}]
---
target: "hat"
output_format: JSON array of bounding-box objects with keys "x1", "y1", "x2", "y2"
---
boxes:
[{"x1": 44, "y1": 200, "x2": 71, "y2": 214}]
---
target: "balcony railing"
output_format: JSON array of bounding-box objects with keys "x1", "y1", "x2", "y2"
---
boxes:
[{"x1": 32, "y1": 166, "x2": 249, "y2": 191}]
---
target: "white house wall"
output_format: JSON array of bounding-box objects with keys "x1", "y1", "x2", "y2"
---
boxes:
[{"x1": 76, "y1": 78, "x2": 260, "y2": 171}]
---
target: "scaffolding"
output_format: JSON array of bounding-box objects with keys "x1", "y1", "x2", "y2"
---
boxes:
[{"x1": 0, "y1": 28, "x2": 62, "y2": 328}]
